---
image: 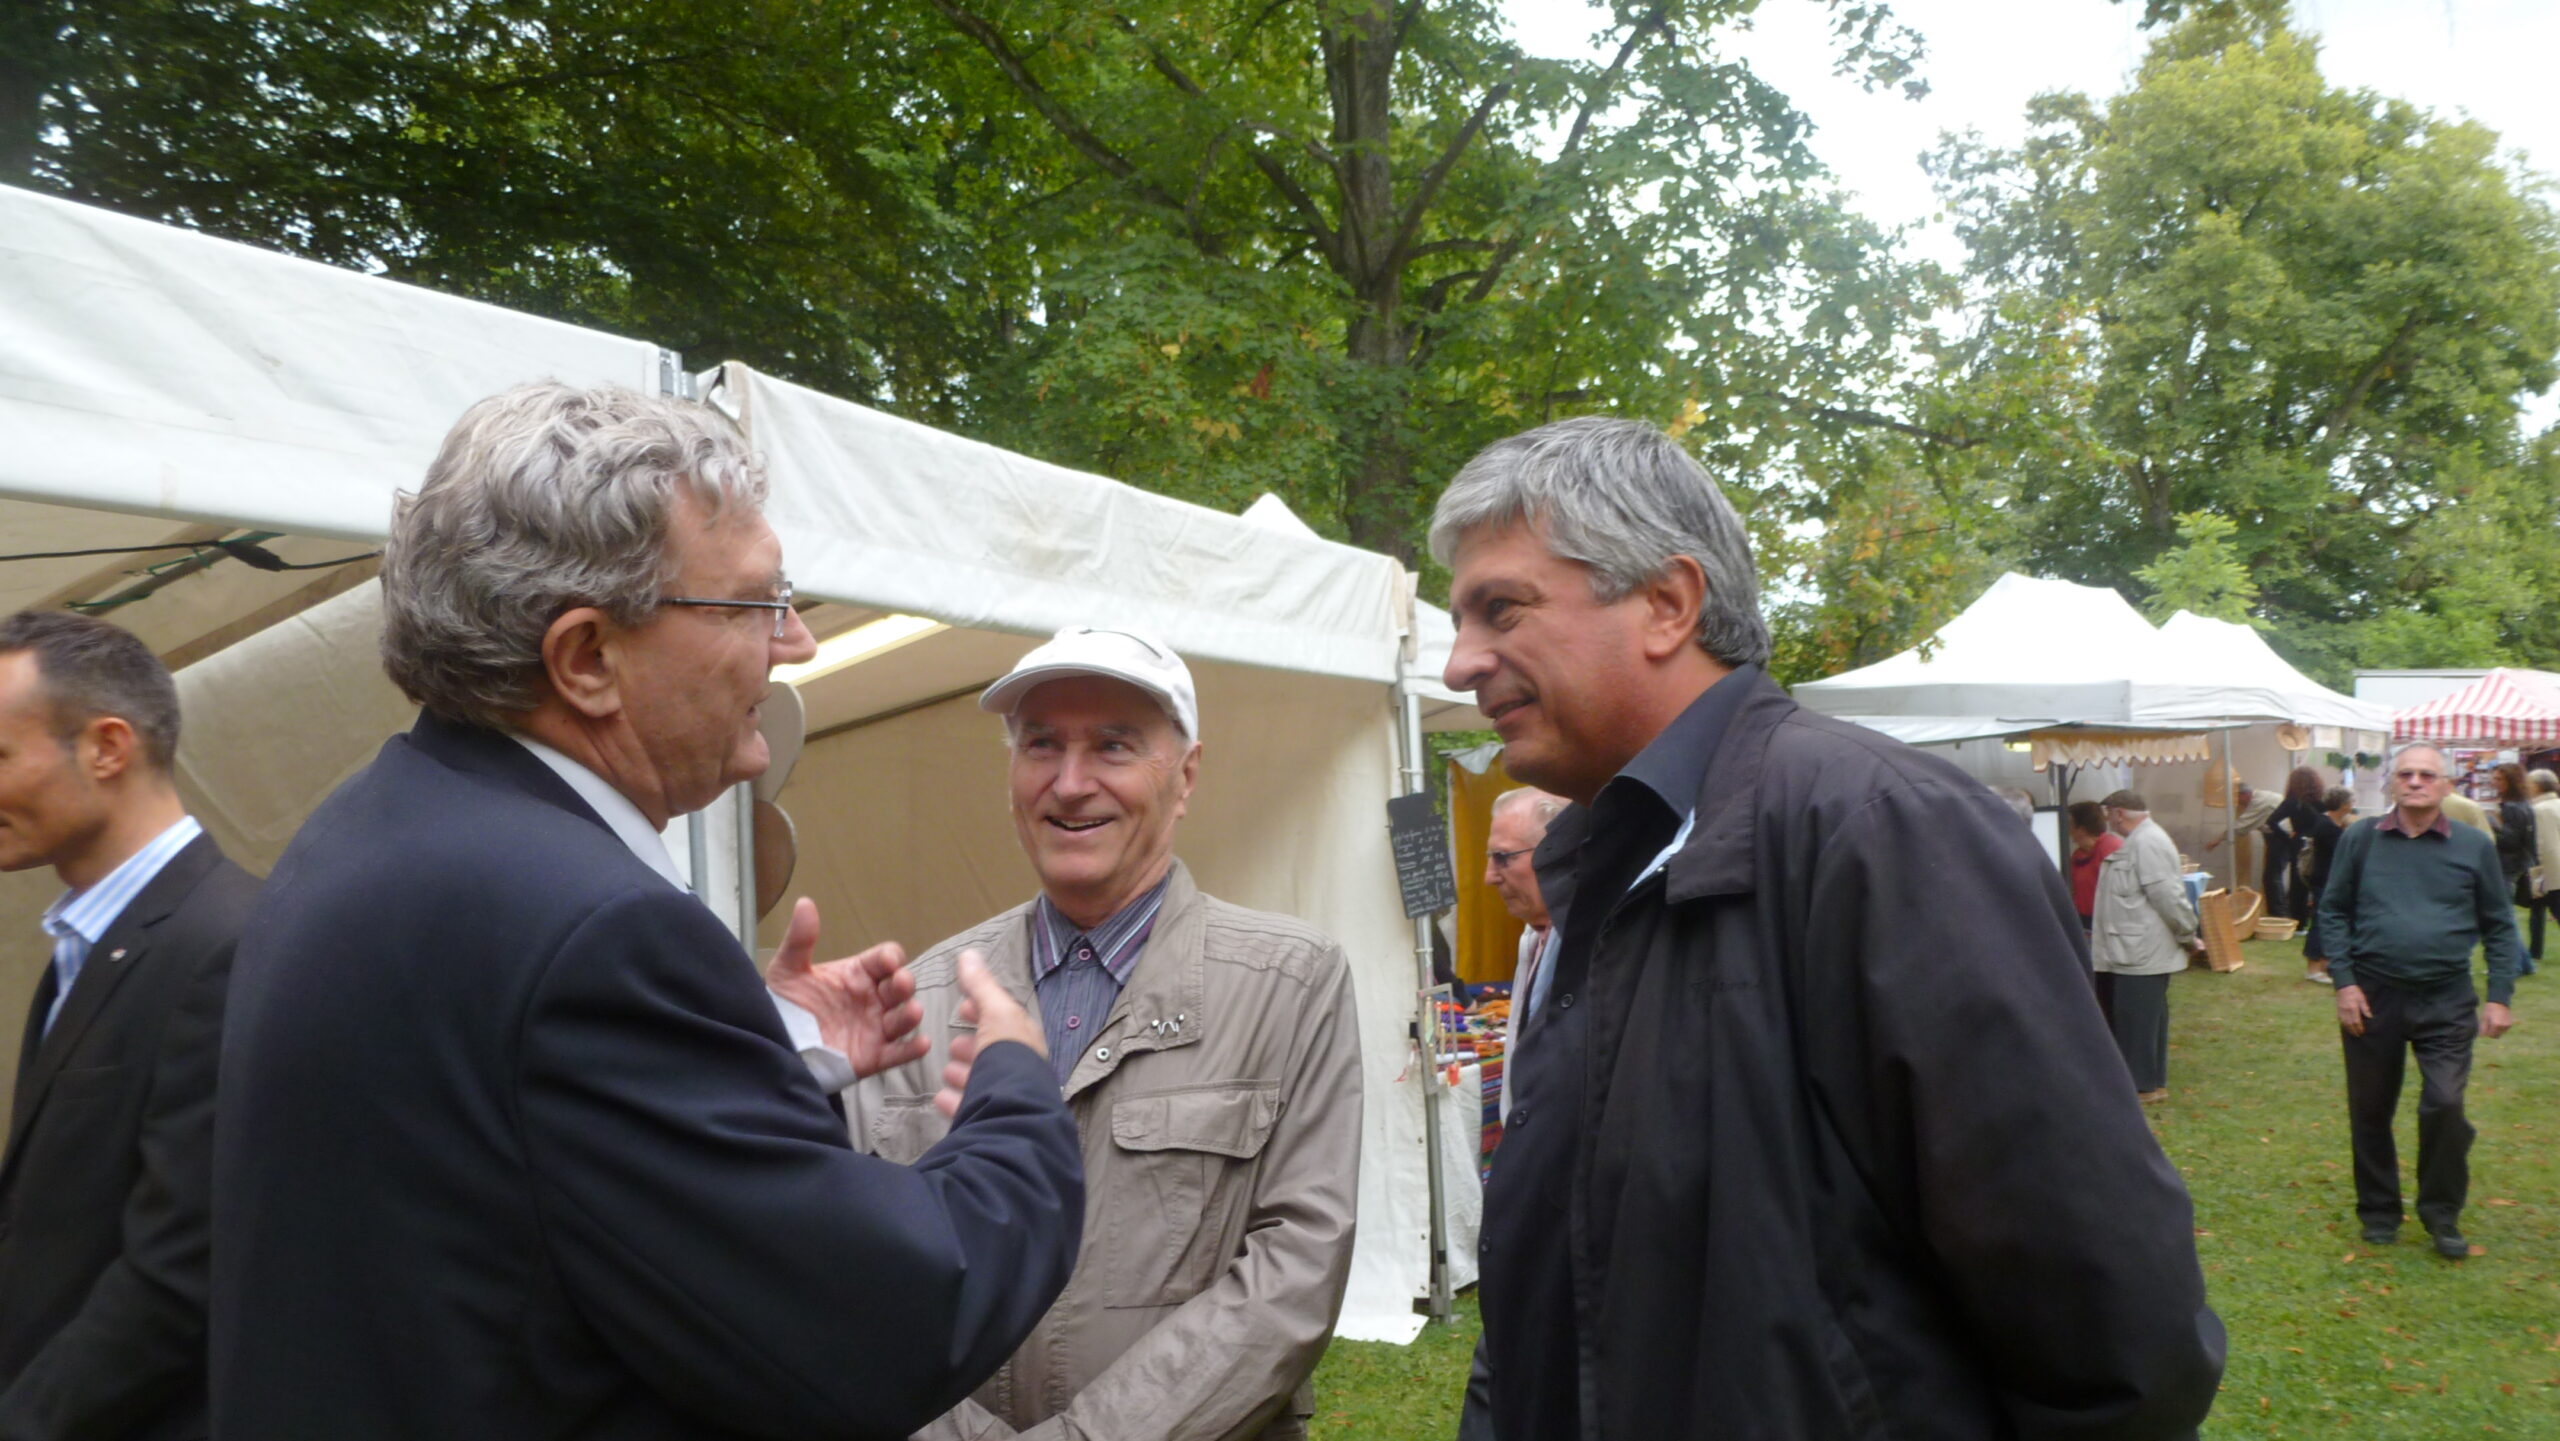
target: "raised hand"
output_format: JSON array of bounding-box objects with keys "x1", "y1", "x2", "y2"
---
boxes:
[
  {"x1": 765, "y1": 898, "x2": 929, "y2": 1078},
  {"x1": 934, "y1": 950, "x2": 1049, "y2": 1118}
]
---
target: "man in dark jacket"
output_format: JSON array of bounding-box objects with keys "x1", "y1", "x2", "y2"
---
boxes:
[
  {"x1": 1433, "y1": 417, "x2": 2225, "y2": 1441},
  {"x1": 0, "y1": 612, "x2": 256, "y2": 1441},
  {"x1": 212, "y1": 382, "x2": 1083, "y2": 1439}
]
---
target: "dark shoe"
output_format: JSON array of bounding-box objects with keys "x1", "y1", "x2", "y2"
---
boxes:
[
  {"x1": 2431, "y1": 1230, "x2": 2470, "y2": 1259},
  {"x1": 2360, "y1": 1224, "x2": 2398, "y2": 1246}
]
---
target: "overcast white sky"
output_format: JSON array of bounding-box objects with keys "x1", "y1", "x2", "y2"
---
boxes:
[{"x1": 1504, "y1": 0, "x2": 2560, "y2": 270}]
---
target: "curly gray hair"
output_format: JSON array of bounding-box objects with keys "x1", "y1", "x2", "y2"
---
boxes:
[
  {"x1": 1426, "y1": 417, "x2": 1772, "y2": 668},
  {"x1": 380, "y1": 382, "x2": 768, "y2": 727}
]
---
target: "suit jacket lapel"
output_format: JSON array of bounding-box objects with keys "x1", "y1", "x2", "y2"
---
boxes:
[{"x1": 9, "y1": 834, "x2": 223, "y2": 1138}]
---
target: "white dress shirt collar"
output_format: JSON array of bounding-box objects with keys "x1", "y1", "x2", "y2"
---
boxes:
[{"x1": 507, "y1": 734, "x2": 686, "y2": 892}]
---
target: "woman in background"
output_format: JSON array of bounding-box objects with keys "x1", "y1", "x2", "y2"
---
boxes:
[
  {"x1": 2068, "y1": 801, "x2": 2124, "y2": 1020},
  {"x1": 2490, "y1": 762, "x2": 2539, "y2": 975},
  {"x1": 2265, "y1": 765, "x2": 2327, "y2": 922},
  {"x1": 2297, "y1": 786, "x2": 2355, "y2": 986},
  {"x1": 2528, "y1": 768, "x2": 2560, "y2": 967}
]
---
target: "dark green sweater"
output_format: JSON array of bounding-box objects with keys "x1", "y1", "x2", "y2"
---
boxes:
[{"x1": 2317, "y1": 814, "x2": 2524, "y2": 1004}]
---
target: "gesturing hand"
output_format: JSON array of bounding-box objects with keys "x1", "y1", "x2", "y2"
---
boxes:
[
  {"x1": 934, "y1": 951, "x2": 1049, "y2": 1119},
  {"x1": 764, "y1": 898, "x2": 929, "y2": 1079}
]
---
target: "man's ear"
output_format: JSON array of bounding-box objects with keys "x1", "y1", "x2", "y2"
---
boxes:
[
  {"x1": 77, "y1": 715, "x2": 143, "y2": 784},
  {"x1": 1172, "y1": 740, "x2": 1202, "y2": 821},
  {"x1": 541, "y1": 606, "x2": 625, "y2": 720},
  {"x1": 1637, "y1": 555, "x2": 1708, "y2": 661}
]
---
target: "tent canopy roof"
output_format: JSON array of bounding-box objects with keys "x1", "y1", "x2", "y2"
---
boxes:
[
  {"x1": 0, "y1": 186, "x2": 1407, "y2": 693},
  {"x1": 2395, "y1": 668, "x2": 2560, "y2": 746},
  {"x1": 1798, "y1": 573, "x2": 2394, "y2": 734}
]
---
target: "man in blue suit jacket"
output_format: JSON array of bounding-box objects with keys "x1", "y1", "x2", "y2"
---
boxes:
[{"x1": 212, "y1": 382, "x2": 1083, "y2": 1439}]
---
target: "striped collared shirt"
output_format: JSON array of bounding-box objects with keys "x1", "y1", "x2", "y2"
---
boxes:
[
  {"x1": 39, "y1": 814, "x2": 204, "y2": 1034},
  {"x1": 1030, "y1": 873, "x2": 1170, "y2": 1085}
]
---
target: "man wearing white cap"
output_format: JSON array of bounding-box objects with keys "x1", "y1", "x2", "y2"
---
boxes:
[{"x1": 851, "y1": 627, "x2": 1364, "y2": 1441}]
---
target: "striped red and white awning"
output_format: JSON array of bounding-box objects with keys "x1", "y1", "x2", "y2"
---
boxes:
[{"x1": 2394, "y1": 668, "x2": 2560, "y2": 746}]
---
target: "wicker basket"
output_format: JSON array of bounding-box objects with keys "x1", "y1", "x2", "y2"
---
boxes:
[
  {"x1": 2254, "y1": 917, "x2": 2300, "y2": 941},
  {"x1": 2231, "y1": 886, "x2": 2264, "y2": 929}
]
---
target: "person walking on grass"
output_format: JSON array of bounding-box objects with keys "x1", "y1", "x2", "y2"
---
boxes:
[{"x1": 2317, "y1": 742, "x2": 2524, "y2": 1261}]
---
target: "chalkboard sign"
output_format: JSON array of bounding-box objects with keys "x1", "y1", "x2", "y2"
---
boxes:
[{"x1": 1386, "y1": 791, "x2": 1460, "y2": 918}]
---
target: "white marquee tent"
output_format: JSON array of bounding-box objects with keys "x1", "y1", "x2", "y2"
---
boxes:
[
  {"x1": 1795, "y1": 574, "x2": 2395, "y2": 880},
  {"x1": 1794, "y1": 573, "x2": 2395, "y2": 737},
  {"x1": 0, "y1": 185, "x2": 1476, "y2": 1342}
]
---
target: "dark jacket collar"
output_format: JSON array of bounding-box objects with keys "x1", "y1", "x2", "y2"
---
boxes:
[
  {"x1": 407, "y1": 710, "x2": 616, "y2": 840},
  {"x1": 1529, "y1": 665, "x2": 1775, "y2": 920},
  {"x1": 1664, "y1": 670, "x2": 1800, "y2": 903},
  {"x1": 13, "y1": 830, "x2": 228, "y2": 1121}
]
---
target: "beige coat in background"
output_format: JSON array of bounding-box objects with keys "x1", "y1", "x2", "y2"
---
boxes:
[
  {"x1": 853, "y1": 860, "x2": 1362, "y2": 1441},
  {"x1": 2093, "y1": 817, "x2": 2200, "y2": 976},
  {"x1": 2533, "y1": 795, "x2": 2560, "y2": 894}
]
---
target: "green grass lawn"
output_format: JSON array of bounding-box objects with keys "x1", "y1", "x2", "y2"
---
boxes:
[{"x1": 1311, "y1": 929, "x2": 2560, "y2": 1438}]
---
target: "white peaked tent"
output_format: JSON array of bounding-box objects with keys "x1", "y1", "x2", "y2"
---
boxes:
[
  {"x1": 1796, "y1": 573, "x2": 2393, "y2": 734},
  {"x1": 0, "y1": 185, "x2": 1473, "y2": 1342}
]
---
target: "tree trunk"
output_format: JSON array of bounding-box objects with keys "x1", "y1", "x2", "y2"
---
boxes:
[{"x1": 1322, "y1": 1, "x2": 1416, "y2": 564}]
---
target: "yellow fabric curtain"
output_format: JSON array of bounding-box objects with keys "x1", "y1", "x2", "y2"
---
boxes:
[{"x1": 1448, "y1": 757, "x2": 1530, "y2": 986}]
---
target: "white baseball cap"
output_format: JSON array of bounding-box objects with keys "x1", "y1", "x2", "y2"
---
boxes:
[{"x1": 979, "y1": 626, "x2": 1199, "y2": 740}]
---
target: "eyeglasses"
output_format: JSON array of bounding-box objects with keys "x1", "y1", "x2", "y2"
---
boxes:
[
  {"x1": 663, "y1": 580, "x2": 796, "y2": 639},
  {"x1": 1487, "y1": 847, "x2": 1531, "y2": 868}
]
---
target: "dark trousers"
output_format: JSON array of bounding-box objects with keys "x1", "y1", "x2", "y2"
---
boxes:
[
  {"x1": 2340, "y1": 975, "x2": 2478, "y2": 1235},
  {"x1": 2516, "y1": 877, "x2": 2544, "y2": 963},
  {"x1": 2108, "y1": 972, "x2": 2170, "y2": 1091},
  {"x1": 2265, "y1": 837, "x2": 2304, "y2": 920}
]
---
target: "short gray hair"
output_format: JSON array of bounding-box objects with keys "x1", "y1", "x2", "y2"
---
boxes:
[
  {"x1": 1427, "y1": 417, "x2": 1771, "y2": 667},
  {"x1": 2388, "y1": 741, "x2": 2448, "y2": 773},
  {"x1": 381, "y1": 382, "x2": 768, "y2": 728},
  {"x1": 2531, "y1": 768, "x2": 2559, "y2": 797},
  {"x1": 1491, "y1": 785, "x2": 1567, "y2": 833}
]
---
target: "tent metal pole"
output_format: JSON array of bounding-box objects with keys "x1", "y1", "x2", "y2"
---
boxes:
[
  {"x1": 1397, "y1": 681, "x2": 1454, "y2": 1323},
  {"x1": 2221, "y1": 730, "x2": 2235, "y2": 887}
]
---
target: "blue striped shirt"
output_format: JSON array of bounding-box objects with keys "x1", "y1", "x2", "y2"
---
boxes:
[
  {"x1": 40, "y1": 814, "x2": 203, "y2": 1034},
  {"x1": 1030, "y1": 874, "x2": 1170, "y2": 1085}
]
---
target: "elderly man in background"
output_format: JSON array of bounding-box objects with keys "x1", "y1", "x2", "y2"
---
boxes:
[
  {"x1": 1436, "y1": 416, "x2": 2221, "y2": 1441},
  {"x1": 2094, "y1": 790, "x2": 2204, "y2": 1103},
  {"x1": 856, "y1": 627, "x2": 1362, "y2": 1441},
  {"x1": 0, "y1": 613, "x2": 258, "y2": 1441},
  {"x1": 2319, "y1": 742, "x2": 2523, "y2": 1261},
  {"x1": 2529, "y1": 769, "x2": 2560, "y2": 965},
  {"x1": 212, "y1": 383, "x2": 1082, "y2": 1438},
  {"x1": 1484, "y1": 785, "x2": 1566, "y2": 1124}
]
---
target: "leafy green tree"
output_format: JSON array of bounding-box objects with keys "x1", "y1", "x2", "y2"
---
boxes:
[
  {"x1": 14, "y1": 0, "x2": 1953, "y2": 565},
  {"x1": 1926, "y1": 2, "x2": 2560, "y2": 676},
  {"x1": 904, "y1": 0, "x2": 1951, "y2": 559},
  {"x1": 2132, "y1": 511, "x2": 2256, "y2": 622}
]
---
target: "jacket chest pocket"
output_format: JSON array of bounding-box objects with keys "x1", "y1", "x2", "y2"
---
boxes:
[
  {"x1": 869, "y1": 1096, "x2": 949, "y2": 1165},
  {"x1": 1101, "y1": 1081, "x2": 1282, "y2": 1309}
]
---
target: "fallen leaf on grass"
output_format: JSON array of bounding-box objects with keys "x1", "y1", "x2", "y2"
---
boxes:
[
  {"x1": 2469, "y1": 1244, "x2": 2488, "y2": 1257},
  {"x1": 2484, "y1": 1198, "x2": 2517, "y2": 1207}
]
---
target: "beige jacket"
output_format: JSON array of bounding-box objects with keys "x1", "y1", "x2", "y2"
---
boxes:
[
  {"x1": 2534, "y1": 795, "x2": 2560, "y2": 894},
  {"x1": 2092, "y1": 818, "x2": 2199, "y2": 976},
  {"x1": 851, "y1": 861, "x2": 1362, "y2": 1441}
]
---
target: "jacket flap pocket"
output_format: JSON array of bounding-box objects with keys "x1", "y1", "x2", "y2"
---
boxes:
[
  {"x1": 870, "y1": 1096, "x2": 950, "y2": 1164},
  {"x1": 1110, "y1": 1083, "x2": 1281, "y2": 1158}
]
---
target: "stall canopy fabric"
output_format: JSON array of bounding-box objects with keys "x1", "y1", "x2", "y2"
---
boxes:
[
  {"x1": 2394, "y1": 668, "x2": 2560, "y2": 745},
  {"x1": 1795, "y1": 573, "x2": 2394, "y2": 735},
  {"x1": 0, "y1": 184, "x2": 1468, "y2": 1343}
]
